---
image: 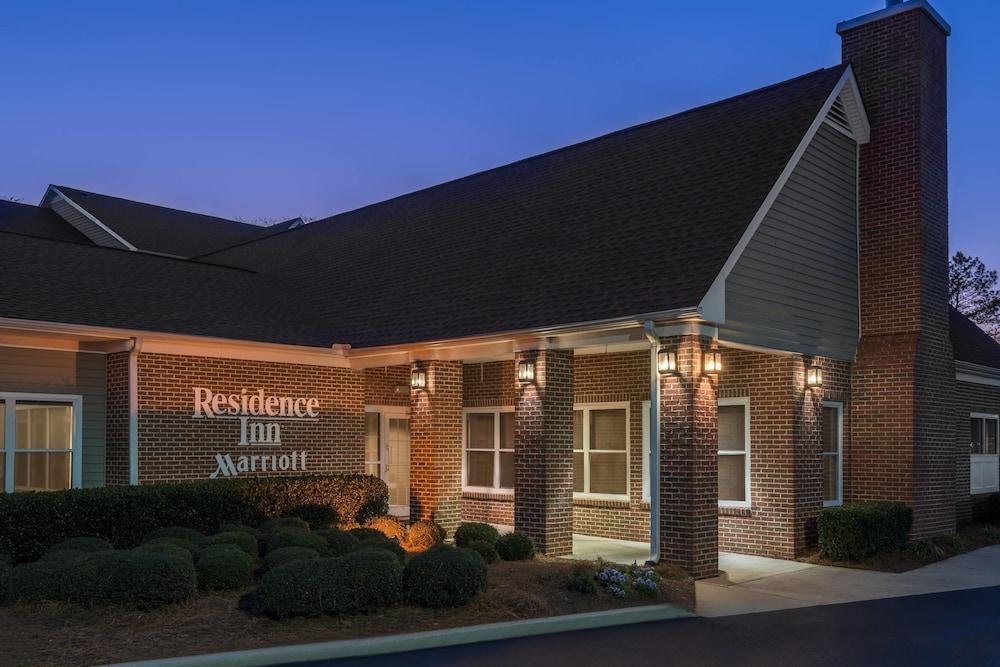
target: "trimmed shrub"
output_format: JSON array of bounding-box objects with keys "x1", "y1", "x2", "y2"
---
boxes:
[
  {"x1": 454, "y1": 523, "x2": 499, "y2": 548},
  {"x1": 315, "y1": 529, "x2": 359, "y2": 556},
  {"x1": 353, "y1": 539, "x2": 405, "y2": 564},
  {"x1": 404, "y1": 520, "x2": 445, "y2": 552},
  {"x1": 219, "y1": 522, "x2": 261, "y2": 538},
  {"x1": 403, "y1": 547, "x2": 488, "y2": 607},
  {"x1": 260, "y1": 549, "x2": 402, "y2": 618},
  {"x1": 63, "y1": 551, "x2": 197, "y2": 609},
  {"x1": 495, "y1": 532, "x2": 535, "y2": 561},
  {"x1": 203, "y1": 531, "x2": 258, "y2": 557},
  {"x1": 366, "y1": 516, "x2": 407, "y2": 541},
  {"x1": 348, "y1": 527, "x2": 384, "y2": 542},
  {"x1": 0, "y1": 475, "x2": 387, "y2": 563},
  {"x1": 12, "y1": 561, "x2": 67, "y2": 602},
  {"x1": 142, "y1": 537, "x2": 200, "y2": 558},
  {"x1": 465, "y1": 540, "x2": 499, "y2": 564},
  {"x1": 265, "y1": 529, "x2": 329, "y2": 556},
  {"x1": 285, "y1": 504, "x2": 338, "y2": 529},
  {"x1": 565, "y1": 566, "x2": 597, "y2": 594},
  {"x1": 818, "y1": 502, "x2": 913, "y2": 561},
  {"x1": 265, "y1": 546, "x2": 320, "y2": 570},
  {"x1": 39, "y1": 549, "x2": 90, "y2": 565},
  {"x1": 259, "y1": 517, "x2": 311, "y2": 534},
  {"x1": 196, "y1": 546, "x2": 255, "y2": 591},
  {"x1": 145, "y1": 527, "x2": 206, "y2": 546},
  {"x1": 0, "y1": 561, "x2": 11, "y2": 606},
  {"x1": 134, "y1": 542, "x2": 194, "y2": 564},
  {"x1": 48, "y1": 536, "x2": 114, "y2": 553}
]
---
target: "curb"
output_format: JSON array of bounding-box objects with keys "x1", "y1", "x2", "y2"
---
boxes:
[{"x1": 108, "y1": 603, "x2": 693, "y2": 666}]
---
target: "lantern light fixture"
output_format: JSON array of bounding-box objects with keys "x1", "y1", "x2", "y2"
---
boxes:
[
  {"x1": 704, "y1": 350, "x2": 722, "y2": 375},
  {"x1": 807, "y1": 365, "x2": 824, "y2": 388},
  {"x1": 517, "y1": 359, "x2": 536, "y2": 383},
  {"x1": 410, "y1": 368, "x2": 427, "y2": 390},
  {"x1": 657, "y1": 349, "x2": 678, "y2": 375}
]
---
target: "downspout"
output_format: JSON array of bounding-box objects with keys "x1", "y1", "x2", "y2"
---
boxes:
[
  {"x1": 128, "y1": 336, "x2": 143, "y2": 485},
  {"x1": 643, "y1": 321, "x2": 660, "y2": 565}
]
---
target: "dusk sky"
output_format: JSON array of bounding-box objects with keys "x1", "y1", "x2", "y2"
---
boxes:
[{"x1": 3, "y1": 1, "x2": 997, "y2": 267}]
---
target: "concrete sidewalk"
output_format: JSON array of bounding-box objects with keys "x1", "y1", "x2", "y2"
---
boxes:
[{"x1": 698, "y1": 545, "x2": 1000, "y2": 616}]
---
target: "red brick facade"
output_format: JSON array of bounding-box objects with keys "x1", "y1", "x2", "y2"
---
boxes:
[{"x1": 105, "y1": 351, "x2": 130, "y2": 486}]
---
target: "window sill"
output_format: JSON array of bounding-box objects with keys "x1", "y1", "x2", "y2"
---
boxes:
[
  {"x1": 718, "y1": 506, "x2": 752, "y2": 517},
  {"x1": 573, "y1": 495, "x2": 630, "y2": 509},
  {"x1": 462, "y1": 489, "x2": 514, "y2": 502}
]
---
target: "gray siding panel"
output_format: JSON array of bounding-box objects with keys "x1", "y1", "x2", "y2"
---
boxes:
[
  {"x1": 0, "y1": 347, "x2": 107, "y2": 487},
  {"x1": 721, "y1": 123, "x2": 859, "y2": 360},
  {"x1": 47, "y1": 196, "x2": 129, "y2": 249}
]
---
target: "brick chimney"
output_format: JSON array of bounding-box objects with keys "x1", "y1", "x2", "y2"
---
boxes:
[{"x1": 839, "y1": 1, "x2": 956, "y2": 536}]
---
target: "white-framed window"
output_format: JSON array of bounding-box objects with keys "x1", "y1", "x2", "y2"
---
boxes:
[
  {"x1": 718, "y1": 398, "x2": 750, "y2": 508},
  {"x1": 462, "y1": 408, "x2": 515, "y2": 491},
  {"x1": 1, "y1": 392, "x2": 83, "y2": 493},
  {"x1": 970, "y1": 413, "x2": 999, "y2": 494},
  {"x1": 573, "y1": 403, "x2": 629, "y2": 500},
  {"x1": 822, "y1": 401, "x2": 844, "y2": 507}
]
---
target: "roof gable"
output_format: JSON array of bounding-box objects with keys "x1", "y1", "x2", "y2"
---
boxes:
[{"x1": 951, "y1": 306, "x2": 1000, "y2": 370}]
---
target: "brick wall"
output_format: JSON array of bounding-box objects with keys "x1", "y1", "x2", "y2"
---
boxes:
[
  {"x1": 135, "y1": 353, "x2": 364, "y2": 484},
  {"x1": 363, "y1": 366, "x2": 411, "y2": 408},
  {"x1": 955, "y1": 380, "x2": 1000, "y2": 523},
  {"x1": 105, "y1": 351, "x2": 130, "y2": 486}
]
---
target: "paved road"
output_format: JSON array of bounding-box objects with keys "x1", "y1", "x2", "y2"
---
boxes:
[{"x1": 297, "y1": 586, "x2": 1000, "y2": 667}]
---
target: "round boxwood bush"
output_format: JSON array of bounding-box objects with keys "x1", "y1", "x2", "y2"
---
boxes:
[
  {"x1": 402, "y1": 547, "x2": 488, "y2": 607},
  {"x1": 142, "y1": 536, "x2": 200, "y2": 558},
  {"x1": 315, "y1": 529, "x2": 359, "y2": 557},
  {"x1": 454, "y1": 523, "x2": 500, "y2": 548},
  {"x1": 219, "y1": 522, "x2": 261, "y2": 538},
  {"x1": 265, "y1": 546, "x2": 320, "y2": 570},
  {"x1": 259, "y1": 517, "x2": 311, "y2": 534},
  {"x1": 285, "y1": 504, "x2": 338, "y2": 529},
  {"x1": 495, "y1": 532, "x2": 535, "y2": 561},
  {"x1": 144, "y1": 526, "x2": 205, "y2": 546},
  {"x1": 135, "y1": 542, "x2": 194, "y2": 564},
  {"x1": 404, "y1": 520, "x2": 445, "y2": 551},
  {"x1": 265, "y1": 529, "x2": 329, "y2": 556},
  {"x1": 40, "y1": 549, "x2": 90, "y2": 565},
  {"x1": 464, "y1": 540, "x2": 499, "y2": 564},
  {"x1": 63, "y1": 551, "x2": 197, "y2": 609},
  {"x1": 366, "y1": 516, "x2": 407, "y2": 541},
  {"x1": 0, "y1": 561, "x2": 12, "y2": 606},
  {"x1": 203, "y1": 531, "x2": 258, "y2": 557},
  {"x1": 12, "y1": 561, "x2": 67, "y2": 602},
  {"x1": 48, "y1": 536, "x2": 114, "y2": 553},
  {"x1": 348, "y1": 527, "x2": 384, "y2": 542},
  {"x1": 260, "y1": 549, "x2": 402, "y2": 618},
  {"x1": 353, "y1": 539, "x2": 405, "y2": 563},
  {"x1": 196, "y1": 545, "x2": 254, "y2": 591}
]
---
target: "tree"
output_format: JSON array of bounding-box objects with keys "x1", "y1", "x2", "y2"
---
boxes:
[{"x1": 950, "y1": 251, "x2": 1000, "y2": 339}]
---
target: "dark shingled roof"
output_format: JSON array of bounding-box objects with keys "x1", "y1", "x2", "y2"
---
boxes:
[
  {"x1": 951, "y1": 306, "x2": 1000, "y2": 370},
  {"x1": 55, "y1": 186, "x2": 301, "y2": 258},
  {"x1": 202, "y1": 65, "x2": 848, "y2": 348},
  {"x1": 0, "y1": 199, "x2": 90, "y2": 244}
]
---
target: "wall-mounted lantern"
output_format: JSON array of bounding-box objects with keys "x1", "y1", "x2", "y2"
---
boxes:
[
  {"x1": 704, "y1": 350, "x2": 722, "y2": 375},
  {"x1": 517, "y1": 359, "x2": 536, "y2": 383},
  {"x1": 410, "y1": 368, "x2": 427, "y2": 390},
  {"x1": 657, "y1": 349, "x2": 678, "y2": 375},
  {"x1": 806, "y1": 365, "x2": 824, "y2": 388}
]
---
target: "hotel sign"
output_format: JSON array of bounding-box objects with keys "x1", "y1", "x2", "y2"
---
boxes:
[{"x1": 192, "y1": 387, "x2": 318, "y2": 479}]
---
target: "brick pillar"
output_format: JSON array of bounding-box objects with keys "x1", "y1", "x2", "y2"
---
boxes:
[
  {"x1": 793, "y1": 356, "x2": 824, "y2": 554},
  {"x1": 409, "y1": 360, "x2": 463, "y2": 533},
  {"x1": 105, "y1": 351, "x2": 130, "y2": 486},
  {"x1": 840, "y1": 3, "x2": 956, "y2": 536},
  {"x1": 514, "y1": 349, "x2": 574, "y2": 556},
  {"x1": 659, "y1": 335, "x2": 718, "y2": 579}
]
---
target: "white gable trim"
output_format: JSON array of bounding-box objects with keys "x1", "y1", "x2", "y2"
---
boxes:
[
  {"x1": 698, "y1": 66, "x2": 869, "y2": 325},
  {"x1": 43, "y1": 185, "x2": 138, "y2": 251}
]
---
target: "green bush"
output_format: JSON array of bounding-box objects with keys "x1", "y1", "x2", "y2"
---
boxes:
[
  {"x1": 63, "y1": 551, "x2": 197, "y2": 609},
  {"x1": 366, "y1": 516, "x2": 407, "y2": 541},
  {"x1": 404, "y1": 520, "x2": 445, "y2": 551},
  {"x1": 818, "y1": 502, "x2": 913, "y2": 561},
  {"x1": 315, "y1": 529, "x2": 359, "y2": 556},
  {"x1": 565, "y1": 566, "x2": 597, "y2": 594},
  {"x1": 145, "y1": 527, "x2": 206, "y2": 546},
  {"x1": 265, "y1": 529, "x2": 329, "y2": 556},
  {"x1": 465, "y1": 540, "x2": 499, "y2": 564},
  {"x1": 265, "y1": 546, "x2": 320, "y2": 570},
  {"x1": 12, "y1": 561, "x2": 67, "y2": 602},
  {"x1": 39, "y1": 549, "x2": 90, "y2": 565},
  {"x1": 203, "y1": 531, "x2": 258, "y2": 557},
  {"x1": 495, "y1": 532, "x2": 535, "y2": 561},
  {"x1": 260, "y1": 549, "x2": 402, "y2": 618},
  {"x1": 0, "y1": 475, "x2": 387, "y2": 563},
  {"x1": 285, "y1": 504, "x2": 338, "y2": 529},
  {"x1": 402, "y1": 547, "x2": 488, "y2": 607},
  {"x1": 196, "y1": 546, "x2": 255, "y2": 591},
  {"x1": 348, "y1": 527, "x2": 384, "y2": 542},
  {"x1": 454, "y1": 523, "x2": 500, "y2": 547},
  {"x1": 259, "y1": 516, "x2": 312, "y2": 534},
  {"x1": 134, "y1": 542, "x2": 194, "y2": 564},
  {"x1": 219, "y1": 522, "x2": 261, "y2": 538},
  {"x1": 48, "y1": 536, "x2": 114, "y2": 553},
  {"x1": 353, "y1": 539, "x2": 405, "y2": 564},
  {"x1": 0, "y1": 561, "x2": 11, "y2": 605},
  {"x1": 142, "y1": 537, "x2": 201, "y2": 558}
]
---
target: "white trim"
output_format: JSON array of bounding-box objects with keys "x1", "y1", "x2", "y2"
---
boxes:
[
  {"x1": 0, "y1": 392, "x2": 84, "y2": 492},
  {"x1": 365, "y1": 405, "x2": 411, "y2": 515},
  {"x1": 461, "y1": 407, "x2": 515, "y2": 493},
  {"x1": 956, "y1": 361, "x2": 1000, "y2": 388},
  {"x1": 46, "y1": 185, "x2": 138, "y2": 251},
  {"x1": 697, "y1": 66, "x2": 868, "y2": 326},
  {"x1": 718, "y1": 397, "x2": 751, "y2": 509},
  {"x1": 572, "y1": 402, "x2": 630, "y2": 502},
  {"x1": 836, "y1": 0, "x2": 951, "y2": 37},
  {"x1": 969, "y1": 413, "x2": 1000, "y2": 494},
  {"x1": 641, "y1": 399, "x2": 651, "y2": 503},
  {"x1": 128, "y1": 337, "x2": 141, "y2": 485},
  {"x1": 822, "y1": 401, "x2": 844, "y2": 508}
]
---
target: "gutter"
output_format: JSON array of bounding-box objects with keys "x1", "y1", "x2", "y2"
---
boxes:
[
  {"x1": 128, "y1": 336, "x2": 143, "y2": 485},
  {"x1": 642, "y1": 321, "x2": 660, "y2": 564}
]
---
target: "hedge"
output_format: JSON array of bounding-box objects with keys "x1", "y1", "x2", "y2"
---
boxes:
[
  {"x1": 465, "y1": 540, "x2": 499, "y2": 564},
  {"x1": 265, "y1": 529, "x2": 329, "y2": 556},
  {"x1": 265, "y1": 546, "x2": 320, "y2": 570},
  {"x1": 134, "y1": 542, "x2": 195, "y2": 564},
  {"x1": 197, "y1": 545, "x2": 255, "y2": 591},
  {"x1": 402, "y1": 547, "x2": 487, "y2": 607},
  {"x1": 203, "y1": 531, "x2": 258, "y2": 557},
  {"x1": 142, "y1": 537, "x2": 201, "y2": 558},
  {"x1": 0, "y1": 475, "x2": 387, "y2": 563},
  {"x1": 145, "y1": 527, "x2": 206, "y2": 545},
  {"x1": 454, "y1": 523, "x2": 499, "y2": 548},
  {"x1": 366, "y1": 516, "x2": 407, "y2": 541},
  {"x1": 404, "y1": 520, "x2": 445, "y2": 551},
  {"x1": 315, "y1": 529, "x2": 359, "y2": 556},
  {"x1": 353, "y1": 539, "x2": 405, "y2": 564},
  {"x1": 63, "y1": 551, "x2": 197, "y2": 609},
  {"x1": 818, "y1": 502, "x2": 913, "y2": 561},
  {"x1": 259, "y1": 517, "x2": 311, "y2": 534},
  {"x1": 495, "y1": 532, "x2": 535, "y2": 561},
  {"x1": 48, "y1": 536, "x2": 114, "y2": 553}
]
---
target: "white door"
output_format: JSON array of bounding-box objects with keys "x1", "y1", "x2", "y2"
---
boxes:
[{"x1": 365, "y1": 408, "x2": 411, "y2": 518}]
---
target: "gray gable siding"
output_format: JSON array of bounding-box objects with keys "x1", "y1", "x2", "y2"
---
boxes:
[
  {"x1": 47, "y1": 195, "x2": 130, "y2": 250},
  {"x1": 0, "y1": 346, "x2": 107, "y2": 487},
  {"x1": 720, "y1": 123, "x2": 859, "y2": 360}
]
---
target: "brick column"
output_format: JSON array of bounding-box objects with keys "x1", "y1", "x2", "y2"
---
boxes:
[
  {"x1": 793, "y1": 356, "x2": 824, "y2": 554},
  {"x1": 514, "y1": 349, "x2": 574, "y2": 556},
  {"x1": 659, "y1": 335, "x2": 718, "y2": 579},
  {"x1": 409, "y1": 360, "x2": 463, "y2": 533}
]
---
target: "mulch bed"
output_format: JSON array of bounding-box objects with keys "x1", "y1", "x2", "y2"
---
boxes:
[
  {"x1": 798, "y1": 523, "x2": 1000, "y2": 573},
  {"x1": 0, "y1": 558, "x2": 694, "y2": 667}
]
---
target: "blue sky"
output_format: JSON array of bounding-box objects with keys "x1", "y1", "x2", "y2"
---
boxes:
[{"x1": 2, "y1": 1, "x2": 997, "y2": 267}]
